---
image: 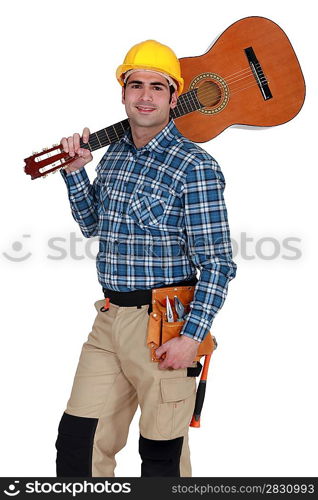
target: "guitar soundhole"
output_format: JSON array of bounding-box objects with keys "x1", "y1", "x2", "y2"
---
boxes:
[
  {"x1": 197, "y1": 81, "x2": 222, "y2": 107},
  {"x1": 190, "y1": 72, "x2": 229, "y2": 115}
]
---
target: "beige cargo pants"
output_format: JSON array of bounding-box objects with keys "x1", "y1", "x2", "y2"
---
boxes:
[{"x1": 63, "y1": 299, "x2": 197, "y2": 476}]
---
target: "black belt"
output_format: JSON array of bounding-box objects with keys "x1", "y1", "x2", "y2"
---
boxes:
[{"x1": 102, "y1": 275, "x2": 198, "y2": 308}]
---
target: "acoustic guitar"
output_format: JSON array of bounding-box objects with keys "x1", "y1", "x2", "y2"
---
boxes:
[{"x1": 24, "y1": 16, "x2": 305, "y2": 180}]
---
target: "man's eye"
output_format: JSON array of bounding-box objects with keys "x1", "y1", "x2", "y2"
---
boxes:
[
  {"x1": 153, "y1": 86, "x2": 163, "y2": 91},
  {"x1": 131, "y1": 84, "x2": 141, "y2": 89}
]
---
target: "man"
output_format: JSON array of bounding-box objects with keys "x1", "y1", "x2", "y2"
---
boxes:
[{"x1": 55, "y1": 39, "x2": 237, "y2": 477}]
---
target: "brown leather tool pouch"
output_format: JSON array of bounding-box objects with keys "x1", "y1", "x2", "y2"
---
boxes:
[{"x1": 147, "y1": 284, "x2": 216, "y2": 362}]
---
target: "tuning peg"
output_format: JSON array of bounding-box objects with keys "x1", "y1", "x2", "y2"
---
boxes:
[
  {"x1": 52, "y1": 143, "x2": 59, "y2": 147},
  {"x1": 42, "y1": 147, "x2": 48, "y2": 151},
  {"x1": 32, "y1": 151, "x2": 39, "y2": 155}
]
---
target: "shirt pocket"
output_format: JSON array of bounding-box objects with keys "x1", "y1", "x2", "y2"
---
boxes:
[{"x1": 127, "y1": 184, "x2": 170, "y2": 227}]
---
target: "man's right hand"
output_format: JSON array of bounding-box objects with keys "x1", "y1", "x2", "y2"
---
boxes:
[{"x1": 60, "y1": 127, "x2": 93, "y2": 174}]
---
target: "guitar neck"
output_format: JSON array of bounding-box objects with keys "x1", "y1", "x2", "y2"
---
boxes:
[{"x1": 81, "y1": 90, "x2": 202, "y2": 152}]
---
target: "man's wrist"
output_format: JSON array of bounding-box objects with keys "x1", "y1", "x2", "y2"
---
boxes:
[{"x1": 180, "y1": 333, "x2": 200, "y2": 344}]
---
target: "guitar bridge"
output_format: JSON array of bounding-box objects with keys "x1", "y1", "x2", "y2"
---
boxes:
[{"x1": 244, "y1": 46, "x2": 272, "y2": 100}]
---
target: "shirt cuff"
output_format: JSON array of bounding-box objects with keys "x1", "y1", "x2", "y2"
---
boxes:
[
  {"x1": 60, "y1": 167, "x2": 91, "y2": 195},
  {"x1": 180, "y1": 309, "x2": 214, "y2": 343}
]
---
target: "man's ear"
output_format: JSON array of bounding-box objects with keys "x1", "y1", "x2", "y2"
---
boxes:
[
  {"x1": 122, "y1": 86, "x2": 125, "y2": 104},
  {"x1": 170, "y1": 90, "x2": 178, "y2": 109}
]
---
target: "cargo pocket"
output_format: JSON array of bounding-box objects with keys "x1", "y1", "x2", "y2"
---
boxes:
[{"x1": 157, "y1": 377, "x2": 196, "y2": 439}]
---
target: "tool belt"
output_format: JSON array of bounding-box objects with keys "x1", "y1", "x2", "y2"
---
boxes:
[
  {"x1": 147, "y1": 284, "x2": 217, "y2": 363},
  {"x1": 102, "y1": 276, "x2": 198, "y2": 309}
]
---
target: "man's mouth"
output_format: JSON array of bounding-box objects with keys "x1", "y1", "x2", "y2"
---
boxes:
[{"x1": 135, "y1": 106, "x2": 157, "y2": 114}]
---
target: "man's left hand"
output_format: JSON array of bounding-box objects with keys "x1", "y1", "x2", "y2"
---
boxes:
[{"x1": 155, "y1": 335, "x2": 199, "y2": 370}]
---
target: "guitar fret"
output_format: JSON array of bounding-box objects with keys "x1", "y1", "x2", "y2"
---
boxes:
[
  {"x1": 172, "y1": 106, "x2": 181, "y2": 118},
  {"x1": 89, "y1": 134, "x2": 100, "y2": 151},
  {"x1": 173, "y1": 100, "x2": 181, "y2": 118},
  {"x1": 106, "y1": 126, "x2": 118, "y2": 144},
  {"x1": 120, "y1": 121, "x2": 127, "y2": 133},
  {"x1": 112, "y1": 126, "x2": 119, "y2": 141},
  {"x1": 182, "y1": 96, "x2": 191, "y2": 115},
  {"x1": 103, "y1": 127, "x2": 111, "y2": 144},
  {"x1": 181, "y1": 93, "x2": 193, "y2": 113},
  {"x1": 95, "y1": 132, "x2": 103, "y2": 148},
  {"x1": 97, "y1": 129, "x2": 108, "y2": 146},
  {"x1": 192, "y1": 89, "x2": 202, "y2": 110},
  {"x1": 188, "y1": 90, "x2": 198, "y2": 112},
  {"x1": 114, "y1": 122, "x2": 123, "y2": 140},
  {"x1": 179, "y1": 99, "x2": 187, "y2": 117},
  {"x1": 170, "y1": 108, "x2": 177, "y2": 119},
  {"x1": 175, "y1": 96, "x2": 184, "y2": 116}
]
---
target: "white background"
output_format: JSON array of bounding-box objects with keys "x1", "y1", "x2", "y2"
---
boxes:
[{"x1": 1, "y1": 0, "x2": 317, "y2": 477}]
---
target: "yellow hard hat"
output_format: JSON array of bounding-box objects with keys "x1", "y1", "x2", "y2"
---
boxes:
[{"x1": 116, "y1": 40, "x2": 184, "y2": 95}]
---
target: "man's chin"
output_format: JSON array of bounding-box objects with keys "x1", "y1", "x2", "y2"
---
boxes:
[{"x1": 130, "y1": 116, "x2": 161, "y2": 128}]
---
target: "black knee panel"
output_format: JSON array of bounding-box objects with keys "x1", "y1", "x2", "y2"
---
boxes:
[
  {"x1": 139, "y1": 434, "x2": 184, "y2": 477},
  {"x1": 55, "y1": 412, "x2": 98, "y2": 477}
]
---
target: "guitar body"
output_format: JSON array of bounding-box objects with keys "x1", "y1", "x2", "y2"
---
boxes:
[{"x1": 177, "y1": 16, "x2": 305, "y2": 142}]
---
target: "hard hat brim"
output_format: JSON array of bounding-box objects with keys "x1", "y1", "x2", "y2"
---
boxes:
[{"x1": 116, "y1": 64, "x2": 184, "y2": 95}]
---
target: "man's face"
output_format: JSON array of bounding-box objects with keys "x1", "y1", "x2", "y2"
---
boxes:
[{"x1": 122, "y1": 70, "x2": 178, "y2": 130}]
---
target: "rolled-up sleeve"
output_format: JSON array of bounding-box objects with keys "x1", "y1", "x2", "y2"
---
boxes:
[{"x1": 180, "y1": 158, "x2": 237, "y2": 342}]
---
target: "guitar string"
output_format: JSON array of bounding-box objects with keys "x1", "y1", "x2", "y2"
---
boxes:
[
  {"x1": 221, "y1": 66, "x2": 256, "y2": 83},
  {"x1": 185, "y1": 74, "x2": 265, "y2": 105},
  {"x1": 228, "y1": 79, "x2": 269, "y2": 97},
  {"x1": 151, "y1": 75, "x2": 267, "y2": 122},
  {"x1": 184, "y1": 64, "x2": 265, "y2": 86},
  {"x1": 223, "y1": 65, "x2": 255, "y2": 79},
  {"x1": 184, "y1": 64, "x2": 261, "y2": 84},
  {"x1": 176, "y1": 71, "x2": 261, "y2": 109},
  {"x1": 183, "y1": 67, "x2": 267, "y2": 103},
  {"x1": 181, "y1": 72, "x2": 267, "y2": 108}
]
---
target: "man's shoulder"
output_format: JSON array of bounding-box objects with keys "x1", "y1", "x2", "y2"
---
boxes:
[
  {"x1": 94, "y1": 140, "x2": 129, "y2": 174},
  {"x1": 173, "y1": 133, "x2": 218, "y2": 168}
]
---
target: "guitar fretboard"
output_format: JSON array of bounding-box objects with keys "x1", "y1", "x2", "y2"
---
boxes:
[{"x1": 81, "y1": 89, "x2": 202, "y2": 152}]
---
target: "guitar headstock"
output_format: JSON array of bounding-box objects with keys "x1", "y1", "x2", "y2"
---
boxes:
[{"x1": 24, "y1": 145, "x2": 75, "y2": 180}]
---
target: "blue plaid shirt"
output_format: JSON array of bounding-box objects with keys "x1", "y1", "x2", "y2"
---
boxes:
[{"x1": 61, "y1": 119, "x2": 237, "y2": 342}]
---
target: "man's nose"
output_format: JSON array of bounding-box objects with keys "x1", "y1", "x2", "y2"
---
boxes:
[{"x1": 140, "y1": 86, "x2": 153, "y2": 101}]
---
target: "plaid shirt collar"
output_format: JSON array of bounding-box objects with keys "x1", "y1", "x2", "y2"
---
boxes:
[{"x1": 121, "y1": 119, "x2": 182, "y2": 157}]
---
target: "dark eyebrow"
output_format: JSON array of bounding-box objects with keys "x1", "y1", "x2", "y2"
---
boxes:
[
  {"x1": 127, "y1": 80, "x2": 143, "y2": 85},
  {"x1": 150, "y1": 82, "x2": 167, "y2": 87},
  {"x1": 127, "y1": 80, "x2": 168, "y2": 88}
]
